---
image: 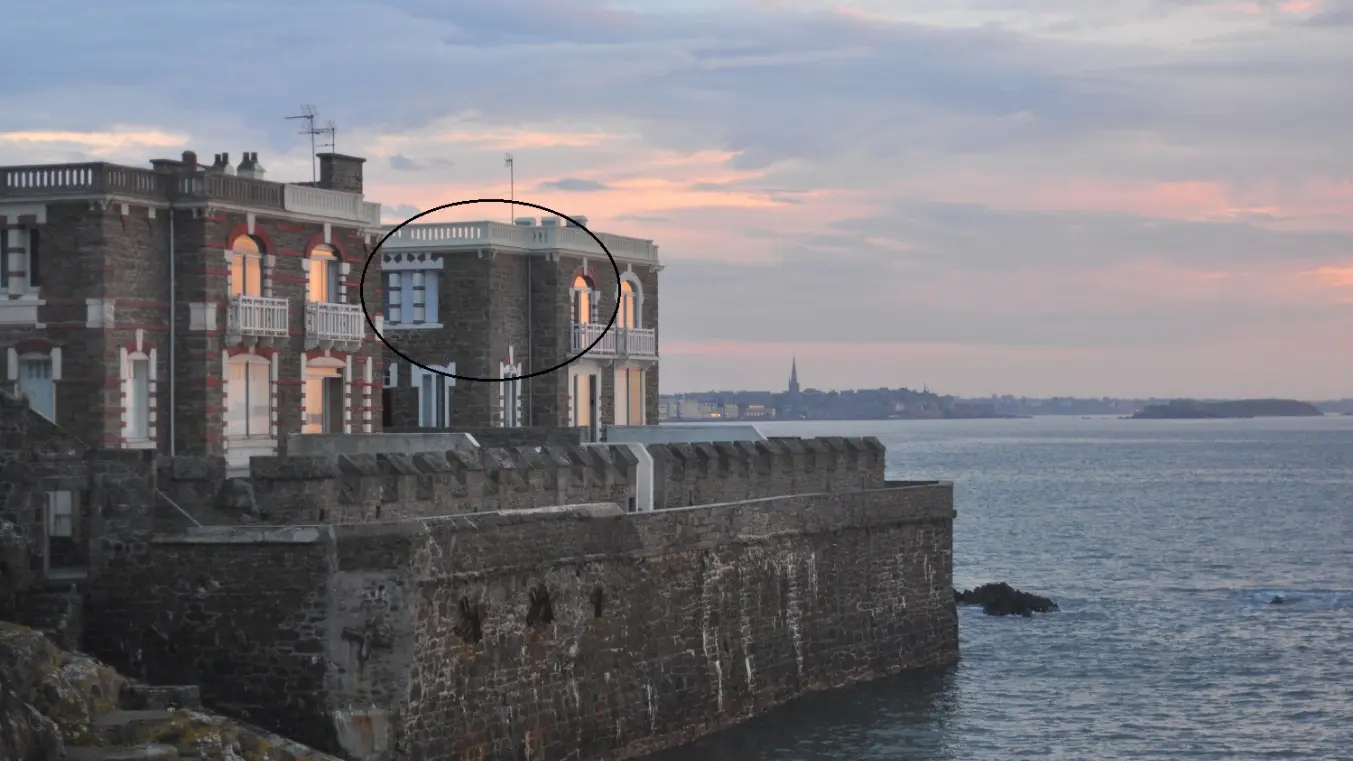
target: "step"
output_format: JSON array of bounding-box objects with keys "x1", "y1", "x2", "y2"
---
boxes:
[
  {"x1": 122, "y1": 684, "x2": 203, "y2": 711},
  {"x1": 67, "y1": 744, "x2": 179, "y2": 761},
  {"x1": 91, "y1": 710, "x2": 179, "y2": 745}
]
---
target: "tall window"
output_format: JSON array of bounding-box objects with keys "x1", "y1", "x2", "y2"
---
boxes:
[
  {"x1": 304, "y1": 365, "x2": 344, "y2": 434},
  {"x1": 1, "y1": 228, "x2": 40, "y2": 293},
  {"x1": 229, "y1": 236, "x2": 263, "y2": 296},
  {"x1": 17, "y1": 355, "x2": 54, "y2": 421},
  {"x1": 384, "y1": 269, "x2": 439, "y2": 326},
  {"x1": 226, "y1": 358, "x2": 270, "y2": 437},
  {"x1": 571, "y1": 373, "x2": 596, "y2": 434},
  {"x1": 616, "y1": 368, "x2": 645, "y2": 426},
  {"x1": 418, "y1": 372, "x2": 454, "y2": 427},
  {"x1": 47, "y1": 491, "x2": 74, "y2": 538},
  {"x1": 572, "y1": 274, "x2": 595, "y2": 325},
  {"x1": 620, "y1": 280, "x2": 638, "y2": 329},
  {"x1": 127, "y1": 357, "x2": 151, "y2": 439},
  {"x1": 308, "y1": 245, "x2": 340, "y2": 303}
]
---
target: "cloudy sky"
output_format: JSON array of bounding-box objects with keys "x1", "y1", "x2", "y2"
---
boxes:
[{"x1": 3, "y1": 0, "x2": 1352, "y2": 398}]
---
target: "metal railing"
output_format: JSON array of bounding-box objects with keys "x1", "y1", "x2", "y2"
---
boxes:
[
  {"x1": 305, "y1": 301, "x2": 366, "y2": 348},
  {"x1": 571, "y1": 323, "x2": 618, "y2": 357},
  {"x1": 623, "y1": 327, "x2": 658, "y2": 359},
  {"x1": 226, "y1": 294, "x2": 289, "y2": 341},
  {"x1": 570, "y1": 325, "x2": 660, "y2": 359}
]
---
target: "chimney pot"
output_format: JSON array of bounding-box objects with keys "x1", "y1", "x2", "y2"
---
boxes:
[{"x1": 182, "y1": 151, "x2": 197, "y2": 167}]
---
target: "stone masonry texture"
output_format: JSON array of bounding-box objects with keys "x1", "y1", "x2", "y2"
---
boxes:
[
  {"x1": 5, "y1": 389, "x2": 957, "y2": 761},
  {"x1": 87, "y1": 485, "x2": 957, "y2": 761}
]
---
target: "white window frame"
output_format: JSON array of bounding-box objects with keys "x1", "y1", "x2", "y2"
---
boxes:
[
  {"x1": 619, "y1": 273, "x2": 643, "y2": 330},
  {"x1": 2, "y1": 228, "x2": 40, "y2": 295},
  {"x1": 226, "y1": 355, "x2": 273, "y2": 439},
  {"x1": 125, "y1": 354, "x2": 153, "y2": 442},
  {"x1": 411, "y1": 362, "x2": 456, "y2": 428},
  {"x1": 384, "y1": 269, "x2": 440, "y2": 328},
  {"x1": 228, "y1": 236, "x2": 264, "y2": 297},
  {"x1": 499, "y1": 357, "x2": 523, "y2": 429},
  {"x1": 47, "y1": 490, "x2": 74, "y2": 538},
  {"x1": 14, "y1": 350, "x2": 58, "y2": 422}
]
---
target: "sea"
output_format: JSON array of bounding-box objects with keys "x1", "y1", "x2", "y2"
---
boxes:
[{"x1": 645, "y1": 414, "x2": 1353, "y2": 760}]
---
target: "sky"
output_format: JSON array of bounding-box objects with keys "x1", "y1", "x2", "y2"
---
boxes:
[{"x1": 2, "y1": 0, "x2": 1351, "y2": 398}]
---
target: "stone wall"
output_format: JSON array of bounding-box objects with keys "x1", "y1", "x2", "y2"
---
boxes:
[
  {"x1": 85, "y1": 481, "x2": 956, "y2": 761},
  {"x1": 646, "y1": 436, "x2": 886, "y2": 509},
  {"x1": 380, "y1": 426, "x2": 585, "y2": 448},
  {"x1": 155, "y1": 443, "x2": 640, "y2": 525}
]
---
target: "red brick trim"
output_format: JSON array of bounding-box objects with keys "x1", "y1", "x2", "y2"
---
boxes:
[
  {"x1": 226, "y1": 223, "x2": 276, "y2": 255},
  {"x1": 304, "y1": 348, "x2": 349, "y2": 361},
  {"x1": 304, "y1": 233, "x2": 346, "y2": 261},
  {"x1": 226, "y1": 347, "x2": 277, "y2": 359},
  {"x1": 13, "y1": 338, "x2": 54, "y2": 354},
  {"x1": 571, "y1": 265, "x2": 598, "y2": 284}
]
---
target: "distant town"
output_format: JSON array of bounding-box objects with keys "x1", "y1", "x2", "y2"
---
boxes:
[{"x1": 659, "y1": 360, "x2": 1353, "y2": 422}]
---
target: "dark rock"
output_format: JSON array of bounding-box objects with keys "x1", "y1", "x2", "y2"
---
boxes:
[{"x1": 955, "y1": 582, "x2": 1058, "y2": 617}]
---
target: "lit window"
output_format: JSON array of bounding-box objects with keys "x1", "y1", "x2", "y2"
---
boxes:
[
  {"x1": 127, "y1": 357, "x2": 151, "y2": 439},
  {"x1": 308, "y1": 245, "x2": 339, "y2": 303},
  {"x1": 226, "y1": 358, "x2": 271, "y2": 437},
  {"x1": 620, "y1": 280, "x2": 637, "y2": 329},
  {"x1": 572, "y1": 274, "x2": 595, "y2": 325},
  {"x1": 229, "y1": 236, "x2": 263, "y2": 297}
]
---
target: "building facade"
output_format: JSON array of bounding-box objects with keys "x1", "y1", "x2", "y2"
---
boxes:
[
  {"x1": 0, "y1": 150, "x2": 386, "y2": 469},
  {"x1": 379, "y1": 215, "x2": 660, "y2": 440}
]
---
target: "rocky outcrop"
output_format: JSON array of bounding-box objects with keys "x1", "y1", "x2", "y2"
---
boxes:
[
  {"x1": 955, "y1": 583, "x2": 1058, "y2": 616},
  {"x1": 0, "y1": 621, "x2": 343, "y2": 761}
]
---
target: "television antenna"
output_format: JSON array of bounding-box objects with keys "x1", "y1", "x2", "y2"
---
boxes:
[
  {"x1": 286, "y1": 104, "x2": 337, "y2": 183},
  {"x1": 504, "y1": 153, "x2": 515, "y2": 223}
]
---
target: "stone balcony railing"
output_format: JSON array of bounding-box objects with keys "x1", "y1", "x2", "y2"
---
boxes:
[
  {"x1": 225, "y1": 294, "x2": 289, "y2": 347},
  {"x1": 0, "y1": 161, "x2": 381, "y2": 227},
  {"x1": 570, "y1": 324, "x2": 659, "y2": 360},
  {"x1": 380, "y1": 220, "x2": 659, "y2": 263},
  {"x1": 305, "y1": 301, "x2": 365, "y2": 352}
]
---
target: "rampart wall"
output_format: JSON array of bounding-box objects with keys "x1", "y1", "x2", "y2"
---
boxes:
[{"x1": 87, "y1": 481, "x2": 957, "y2": 761}]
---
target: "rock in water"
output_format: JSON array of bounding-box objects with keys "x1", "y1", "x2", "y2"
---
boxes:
[{"x1": 955, "y1": 582, "x2": 1058, "y2": 617}]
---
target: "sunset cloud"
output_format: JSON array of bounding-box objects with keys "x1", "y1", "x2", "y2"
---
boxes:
[{"x1": 2, "y1": 0, "x2": 1350, "y2": 396}]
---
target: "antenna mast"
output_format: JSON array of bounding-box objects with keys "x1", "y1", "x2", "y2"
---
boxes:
[
  {"x1": 286, "y1": 104, "x2": 337, "y2": 183},
  {"x1": 504, "y1": 153, "x2": 515, "y2": 223}
]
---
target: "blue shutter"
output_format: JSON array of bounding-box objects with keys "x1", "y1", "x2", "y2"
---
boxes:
[
  {"x1": 0, "y1": 231, "x2": 8, "y2": 287},
  {"x1": 28, "y1": 230, "x2": 39, "y2": 287},
  {"x1": 425, "y1": 271, "x2": 439, "y2": 324},
  {"x1": 402, "y1": 272, "x2": 415, "y2": 322}
]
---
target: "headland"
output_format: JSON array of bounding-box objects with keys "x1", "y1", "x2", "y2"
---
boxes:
[{"x1": 1130, "y1": 399, "x2": 1323, "y2": 419}]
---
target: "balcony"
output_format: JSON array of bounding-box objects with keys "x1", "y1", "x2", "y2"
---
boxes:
[
  {"x1": 570, "y1": 325, "x2": 659, "y2": 361},
  {"x1": 226, "y1": 295, "x2": 289, "y2": 346},
  {"x1": 622, "y1": 327, "x2": 658, "y2": 360},
  {"x1": 306, "y1": 301, "x2": 366, "y2": 352},
  {"x1": 571, "y1": 323, "x2": 618, "y2": 358},
  {"x1": 380, "y1": 220, "x2": 659, "y2": 264}
]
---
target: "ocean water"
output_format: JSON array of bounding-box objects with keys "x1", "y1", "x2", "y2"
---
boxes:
[{"x1": 646, "y1": 415, "x2": 1353, "y2": 760}]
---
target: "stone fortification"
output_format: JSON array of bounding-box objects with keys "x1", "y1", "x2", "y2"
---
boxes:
[{"x1": 88, "y1": 481, "x2": 956, "y2": 761}]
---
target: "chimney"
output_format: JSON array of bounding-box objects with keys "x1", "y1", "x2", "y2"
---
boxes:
[
  {"x1": 570, "y1": 215, "x2": 589, "y2": 228},
  {"x1": 250, "y1": 152, "x2": 265, "y2": 180},
  {"x1": 237, "y1": 152, "x2": 255, "y2": 178},
  {"x1": 221, "y1": 152, "x2": 235, "y2": 175},
  {"x1": 514, "y1": 217, "x2": 536, "y2": 226},
  {"x1": 181, "y1": 151, "x2": 198, "y2": 169},
  {"x1": 209, "y1": 153, "x2": 226, "y2": 172},
  {"x1": 317, "y1": 153, "x2": 365, "y2": 193}
]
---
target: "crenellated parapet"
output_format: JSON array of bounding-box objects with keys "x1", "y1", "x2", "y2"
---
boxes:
[
  {"x1": 154, "y1": 443, "x2": 641, "y2": 524},
  {"x1": 646, "y1": 435, "x2": 887, "y2": 509}
]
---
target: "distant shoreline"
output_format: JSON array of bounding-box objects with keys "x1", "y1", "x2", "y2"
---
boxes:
[{"x1": 1129, "y1": 398, "x2": 1322, "y2": 420}]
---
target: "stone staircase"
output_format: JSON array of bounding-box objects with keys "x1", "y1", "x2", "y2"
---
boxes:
[{"x1": 23, "y1": 581, "x2": 84, "y2": 651}]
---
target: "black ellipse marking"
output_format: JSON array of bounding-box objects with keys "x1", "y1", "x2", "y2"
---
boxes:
[{"x1": 358, "y1": 199, "x2": 622, "y2": 383}]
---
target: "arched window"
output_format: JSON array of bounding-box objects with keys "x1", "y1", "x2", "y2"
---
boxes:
[
  {"x1": 572, "y1": 274, "x2": 595, "y2": 325},
  {"x1": 620, "y1": 279, "x2": 638, "y2": 329},
  {"x1": 308, "y1": 244, "x2": 340, "y2": 303},
  {"x1": 229, "y1": 235, "x2": 264, "y2": 297}
]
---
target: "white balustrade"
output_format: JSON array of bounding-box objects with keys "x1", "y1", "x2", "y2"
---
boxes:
[
  {"x1": 571, "y1": 323, "x2": 618, "y2": 357},
  {"x1": 306, "y1": 301, "x2": 366, "y2": 350},
  {"x1": 623, "y1": 328, "x2": 658, "y2": 359},
  {"x1": 284, "y1": 185, "x2": 382, "y2": 225},
  {"x1": 380, "y1": 221, "x2": 659, "y2": 262},
  {"x1": 226, "y1": 295, "x2": 289, "y2": 345}
]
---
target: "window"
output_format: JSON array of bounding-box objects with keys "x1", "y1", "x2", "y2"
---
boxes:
[
  {"x1": 308, "y1": 245, "x2": 340, "y2": 303},
  {"x1": 304, "y1": 365, "x2": 344, "y2": 434},
  {"x1": 620, "y1": 280, "x2": 638, "y2": 329},
  {"x1": 572, "y1": 274, "x2": 596, "y2": 325},
  {"x1": 47, "y1": 491, "x2": 73, "y2": 538},
  {"x1": 229, "y1": 236, "x2": 263, "y2": 296},
  {"x1": 417, "y1": 371, "x2": 454, "y2": 428},
  {"x1": 1, "y1": 228, "x2": 40, "y2": 293},
  {"x1": 226, "y1": 358, "x2": 271, "y2": 437},
  {"x1": 127, "y1": 357, "x2": 151, "y2": 439},
  {"x1": 616, "y1": 368, "x2": 645, "y2": 426},
  {"x1": 384, "y1": 270, "x2": 438, "y2": 326},
  {"x1": 571, "y1": 373, "x2": 596, "y2": 434},
  {"x1": 17, "y1": 356, "x2": 54, "y2": 421}
]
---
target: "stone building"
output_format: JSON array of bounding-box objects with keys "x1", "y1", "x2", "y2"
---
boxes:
[
  {"x1": 0, "y1": 150, "x2": 387, "y2": 471},
  {"x1": 378, "y1": 214, "x2": 660, "y2": 440}
]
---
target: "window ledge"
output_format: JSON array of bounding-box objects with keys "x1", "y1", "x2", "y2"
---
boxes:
[
  {"x1": 387, "y1": 322, "x2": 443, "y2": 330},
  {"x1": 123, "y1": 438, "x2": 157, "y2": 450}
]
